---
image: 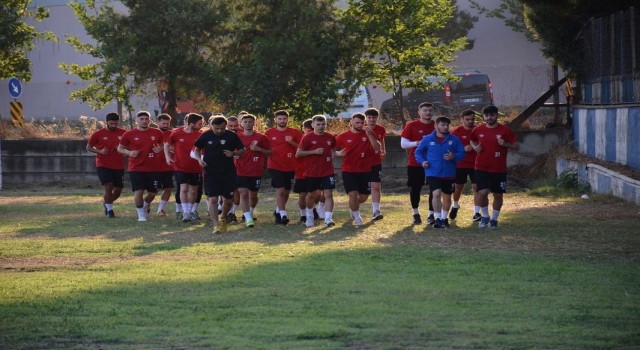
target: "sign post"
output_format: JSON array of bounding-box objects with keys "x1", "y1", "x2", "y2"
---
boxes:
[{"x1": 8, "y1": 77, "x2": 24, "y2": 127}]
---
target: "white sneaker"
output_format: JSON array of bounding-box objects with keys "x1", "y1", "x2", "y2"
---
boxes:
[
  {"x1": 305, "y1": 216, "x2": 315, "y2": 227},
  {"x1": 138, "y1": 216, "x2": 147, "y2": 222},
  {"x1": 354, "y1": 217, "x2": 363, "y2": 227}
]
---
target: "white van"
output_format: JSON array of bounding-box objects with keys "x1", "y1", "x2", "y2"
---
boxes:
[{"x1": 332, "y1": 85, "x2": 371, "y2": 118}]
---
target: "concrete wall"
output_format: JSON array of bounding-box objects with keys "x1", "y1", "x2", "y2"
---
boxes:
[
  {"x1": 573, "y1": 106, "x2": 640, "y2": 170},
  {"x1": 1, "y1": 129, "x2": 567, "y2": 186}
]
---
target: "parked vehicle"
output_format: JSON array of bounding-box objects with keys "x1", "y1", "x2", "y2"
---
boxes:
[
  {"x1": 330, "y1": 85, "x2": 372, "y2": 118},
  {"x1": 380, "y1": 72, "x2": 493, "y2": 119}
]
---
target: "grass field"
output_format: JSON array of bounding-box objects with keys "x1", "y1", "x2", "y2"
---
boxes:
[{"x1": 1, "y1": 185, "x2": 639, "y2": 349}]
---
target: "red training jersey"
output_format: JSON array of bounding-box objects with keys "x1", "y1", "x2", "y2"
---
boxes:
[
  {"x1": 298, "y1": 132, "x2": 336, "y2": 177},
  {"x1": 401, "y1": 119, "x2": 435, "y2": 167},
  {"x1": 368, "y1": 124, "x2": 386, "y2": 166},
  {"x1": 470, "y1": 124, "x2": 517, "y2": 173},
  {"x1": 119, "y1": 128, "x2": 165, "y2": 172},
  {"x1": 167, "y1": 127, "x2": 202, "y2": 173},
  {"x1": 265, "y1": 127, "x2": 303, "y2": 172},
  {"x1": 157, "y1": 128, "x2": 174, "y2": 172},
  {"x1": 336, "y1": 130, "x2": 374, "y2": 173},
  {"x1": 235, "y1": 131, "x2": 271, "y2": 177},
  {"x1": 451, "y1": 125, "x2": 476, "y2": 169},
  {"x1": 87, "y1": 127, "x2": 126, "y2": 170}
]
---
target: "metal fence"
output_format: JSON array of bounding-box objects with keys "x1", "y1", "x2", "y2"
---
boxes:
[{"x1": 580, "y1": 6, "x2": 640, "y2": 105}]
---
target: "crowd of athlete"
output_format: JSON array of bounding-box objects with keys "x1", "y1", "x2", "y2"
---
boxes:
[{"x1": 86, "y1": 102, "x2": 518, "y2": 233}]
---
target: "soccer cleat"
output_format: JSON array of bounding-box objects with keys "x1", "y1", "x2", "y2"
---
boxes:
[
  {"x1": 372, "y1": 211, "x2": 384, "y2": 221},
  {"x1": 226, "y1": 212, "x2": 238, "y2": 223},
  {"x1": 313, "y1": 208, "x2": 320, "y2": 220},
  {"x1": 413, "y1": 214, "x2": 422, "y2": 225},
  {"x1": 433, "y1": 218, "x2": 444, "y2": 229},
  {"x1": 145, "y1": 206, "x2": 151, "y2": 217},
  {"x1": 212, "y1": 223, "x2": 223, "y2": 234},
  {"x1": 107, "y1": 210, "x2": 116, "y2": 218},
  {"x1": 191, "y1": 211, "x2": 200, "y2": 221},
  {"x1": 246, "y1": 218, "x2": 255, "y2": 228},
  {"x1": 472, "y1": 213, "x2": 482, "y2": 222},
  {"x1": 280, "y1": 215, "x2": 290, "y2": 225},
  {"x1": 443, "y1": 218, "x2": 450, "y2": 228},
  {"x1": 427, "y1": 214, "x2": 435, "y2": 225},
  {"x1": 449, "y1": 207, "x2": 459, "y2": 220},
  {"x1": 489, "y1": 220, "x2": 498, "y2": 228},
  {"x1": 220, "y1": 220, "x2": 228, "y2": 232},
  {"x1": 182, "y1": 213, "x2": 192, "y2": 222},
  {"x1": 305, "y1": 216, "x2": 315, "y2": 227},
  {"x1": 479, "y1": 217, "x2": 490, "y2": 228},
  {"x1": 325, "y1": 220, "x2": 336, "y2": 227},
  {"x1": 138, "y1": 216, "x2": 147, "y2": 222},
  {"x1": 354, "y1": 217, "x2": 364, "y2": 227},
  {"x1": 157, "y1": 209, "x2": 167, "y2": 217},
  {"x1": 176, "y1": 212, "x2": 183, "y2": 221},
  {"x1": 273, "y1": 210, "x2": 282, "y2": 224},
  {"x1": 299, "y1": 215, "x2": 307, "y2": 224}
]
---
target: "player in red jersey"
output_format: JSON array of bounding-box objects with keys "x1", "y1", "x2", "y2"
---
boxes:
[
  {"x1": 265, "y1": 110, "x2": 303, "y2": 225},
  {"x1": 154, "y1": 114, "x2": 175, "y2": 218},
  {"x1": 86, "y1": 112, "x2": 126, "y2": 218},
  {"x1": 400, "y1": 102, "x2": 436, "y2": 225},
  {"x1": 165, "y1": 113, "x2": 204, "y2": 223},
  {"x1": 235, "y1": 114, "x2": 272, "y2": 227},
  {"x1": 292, "y1": 119, "x2": 316, "y2": 223},
  {"x1": 296, "y1": 115, "x2": 337, "y2": 228},
  {"x1": 364, "y1": 108, "x2": 386, "y2": 221},
  {"x1": 117, "y1": 111, "x2": 165, "y2": 222},
  {"x1": 450, "y1": 109, "x2": 481, "y2": 222},
  {"x1": 335, "y1": 113, "x2": 381, "y2": 226},
  {"x1": 470, "y1": 105, "x2": 520, "y2": 228}
]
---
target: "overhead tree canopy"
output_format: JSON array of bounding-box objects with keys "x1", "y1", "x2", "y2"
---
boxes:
[
  {"x1": 342, "y1": 0, "x2": 473, "y2": 124},
  {"x1": 0, "y1": 0, "x2": 56, "y2": 81}
]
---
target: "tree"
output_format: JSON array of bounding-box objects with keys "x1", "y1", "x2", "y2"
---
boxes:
[
  {"x1": 0, "y1": 0, "x2": 56, "y2": 81},
  {"x1": 61, "y1": 0, "x2": 227, "y2": 124},
  {"x1": 469, "y1": 0, "x2": 635, "y2": 75},
  {"x1": 214, "y1": 0, "x2": 360, "y2": 119}
]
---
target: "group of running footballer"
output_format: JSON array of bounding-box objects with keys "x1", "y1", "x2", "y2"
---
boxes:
[{"x1": 86, "y1": 102, "x2": 518, "y2": 233}]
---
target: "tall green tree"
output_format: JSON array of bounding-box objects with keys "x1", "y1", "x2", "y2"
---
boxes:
[
  {"x1": 215, "y1": 0, "x2": 360, "y2": 119},
  {"x1": 0, "y1": 0, "x2": 56, "y2": 81},
  {"x1": 61, "y1": 0, "x2": 227, "y2": 123},
  {"x1": 342, "y1": 0, "x2": 471, "y2": 124}
]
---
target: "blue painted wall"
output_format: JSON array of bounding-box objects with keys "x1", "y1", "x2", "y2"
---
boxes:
[{"x1": 573, "y1": 107, "x2": 640, "y2": 170}]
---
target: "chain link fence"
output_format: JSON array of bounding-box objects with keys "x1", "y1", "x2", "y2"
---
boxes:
[{"x1": 580, "y1": 6, "x2": 640, "y2": 105}]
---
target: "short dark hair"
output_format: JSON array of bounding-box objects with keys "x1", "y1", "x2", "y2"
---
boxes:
[
  {"x1": 105, "y1": 112, "x2": 120, "y2": 121},
  {"x1": 274, "y1": 110, "x2": 289, "y2": 117},
  {"x1": 418, "y1": 102, "x2": 434, "y2": 109},
  {"x1": 302, "y1": 119, "x2": 313, "y2": 130},
  {"x1": 312, "y1": 114, "x2": 326, "y2": 123},
  {"x1": 137, "y1": 111, "x2": 151, "y2": 118},
  {"x1": 351, "y1": 113, "x2": 365, "y2": 121},
  {"x1": 157, "y1": 113, "x2": 171, "y2": 122},
  {"x1": 364, "y1": 108, "x2": 379, "y2": 117},
  {"x1": 460, "y1": 109, "x2": 476, "y2": 118},
  {"x1": 186, "y1": 113, "x2": 203, "y2": 125},
  {"x1": 482, "y1": 105, "x2": 499, "y2": 115},
  {"x1": 241, "y1": 114, "x2": 256, "y2": 121},
  {"x1": 236, "y1": 111, "x2": 249, "y2": 118},
  {"x1": 227, "y1": 116, "x2": 239, "y2": 123},
  {"x1": 211, "y1": 116, "x2": 228, "y2": 126},
  {"x1": 435, "y1": 116, "x2": 451, "y2": 124}
]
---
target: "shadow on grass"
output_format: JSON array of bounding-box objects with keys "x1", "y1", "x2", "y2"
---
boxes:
[{"x1": 1, "y1": 246, "x2": 639, "y2": 349}]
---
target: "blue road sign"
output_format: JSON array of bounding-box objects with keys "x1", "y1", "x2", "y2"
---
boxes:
[{"x1": 8, "y1": 77, "x2": 22, "y2": 98}]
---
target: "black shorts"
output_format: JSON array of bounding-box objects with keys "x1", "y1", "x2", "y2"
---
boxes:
[
  {"x1": 158, "y1": 171, "x2": 175, "y2": 189},
  {"x1": 426, "y1": 177, "x2": 455, "y2": 195},
  {"x1": 342, "y1": 171, "x2": 371, "y2": 195},
  {"x1": 455, "y1": 168, "x2": 476, "y2": 185},
  {"x1": 129, "y1": 171, "x2": 159, "y2": 193},
  {"x1": 269, "y1": 169, "x2": 295, "y2": 190},
  {"x1": 96, "y1": 167, "x2": 124, "y2": 187},
  {"x1": 369, "y1": 164, "x2": 382, "y2": 183},
  {"x1": 475, "y1": 171, "x2": 508, "y2": 193},
  {"x1": 407, "y1": 166, "x2": 428, "y2": 188},
  {"x1": 204, "y1": 173, "x2": 236, "y2": 199},
  {"x1": 293, "y1": 178, "x2": 308, "y2": 194},
  {"x1": 236, "y1": 176, "x2": 262, "y2": 192},
  {"x1": 175, "y1": 172, "x2": 202, "y2": 186},
  {"x1": 306, "y1": 176, "x2": 336, "y2": 192}
]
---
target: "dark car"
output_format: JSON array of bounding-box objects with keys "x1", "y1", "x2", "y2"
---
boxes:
[{"x1": 380, "y1": 72, "x2": 493, "y2": 119}]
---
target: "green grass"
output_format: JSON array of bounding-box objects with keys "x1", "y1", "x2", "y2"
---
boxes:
[{"x1": 1, "y1": 187, "x2": 639, "y2": 349}]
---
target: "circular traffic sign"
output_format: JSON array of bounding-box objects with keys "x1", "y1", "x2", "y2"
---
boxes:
[{"x1": 8, "y1": 77, "x2": 22, "y2": 98}]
